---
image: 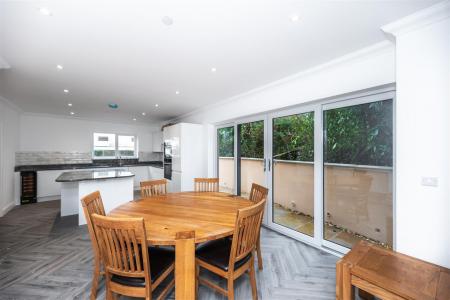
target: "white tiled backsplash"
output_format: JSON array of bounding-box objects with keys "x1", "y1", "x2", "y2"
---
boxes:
[{"x1": 16, "y1": 151, "x2": 163, "y2": 165}]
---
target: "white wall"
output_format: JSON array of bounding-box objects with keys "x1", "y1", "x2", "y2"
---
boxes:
[
  {"x1": 383, "y1": 1, "x2": 450, "y2": 268},
  {"x1": 20, "y1": 114, "x2": 160, "y2": 153},
  {"x1": 0, "y1": 97, "x2": 20, "y2": 216}
]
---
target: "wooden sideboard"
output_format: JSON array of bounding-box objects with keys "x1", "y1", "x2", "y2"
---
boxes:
[{"x1": 336, "y1": 241, "x2": 450, "y2": 300}]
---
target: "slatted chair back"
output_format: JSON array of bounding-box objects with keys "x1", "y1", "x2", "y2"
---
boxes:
[
  {"x1": 249, "y1": 183, "x2": 269, "y2": 203},
  {"x1": 229, "y1": 199, "x2": 266, "y2": 265},
  {"x1": 91, "y1": 214, "x2": 152, "y2": 292},
  {"x1": 81, "y1": 191, "x2": 105, "y2": 256},
  {"x1": 140, "y1": 179, "x2": 168, "y2": 198},
  {"x1": 194, "y1": 178, "x2": 219, "y2": 192}
]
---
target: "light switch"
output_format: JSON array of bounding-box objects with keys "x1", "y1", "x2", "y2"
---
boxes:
[{"x1": 421, "y1": 177, "x2": 438, "y2": 187}]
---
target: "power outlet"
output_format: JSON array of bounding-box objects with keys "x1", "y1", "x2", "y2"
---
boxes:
[{"x1": 421, "y1": 177, "x2": 438, "y2": 187}]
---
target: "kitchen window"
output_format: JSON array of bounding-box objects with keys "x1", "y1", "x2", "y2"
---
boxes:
[{"x1": 93, "y1": 133, "x2": 137, "y2": 159}]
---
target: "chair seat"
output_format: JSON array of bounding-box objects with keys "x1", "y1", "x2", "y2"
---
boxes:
[
  {"x1": 111, "y1": 246, "x2": 174, "y2": 287},
  {"x1": 196, "y1": 238, "x2": 252, "y2": 272}
]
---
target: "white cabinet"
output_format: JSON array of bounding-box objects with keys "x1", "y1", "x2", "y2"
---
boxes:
[
  {"x1": 128, "y1": 166, "x2": 150, "y2": 189},
  {"x1": 152, "y1": 131, "x2": 163, "y2": 152},
  {"x1": 37, "y1": 170, "x2": 63, "y2": 199},
  {"x1": 149, "y1": 166, "x2": 164, "y2": 179}
]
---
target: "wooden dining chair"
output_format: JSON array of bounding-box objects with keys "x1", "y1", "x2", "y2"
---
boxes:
[
  {"x1": 80, "y1": 191, "x2": 105, "y2": 300},
  {"x1": 91, "y1": 214, "x2": 175, "y2": 300},
  {"x1": 249, "y1": 183, "x2": 269, "y2": 271},
  {"x1": 194, "y1": 178, "x2": 219, "y2": 192},
  {"x1": 196, "y1": 199, "x2": 266, "y2": 300},
  {"x1": 140, "y1": 179, "x2": 168, "y2": 198}
]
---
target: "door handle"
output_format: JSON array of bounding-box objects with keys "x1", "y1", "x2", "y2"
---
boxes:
[
  {"x1": 268, "y1": 159, "x2": 271, "y2": 171},
  {"x1": 263, "y1": 159, "x2": 267, "y2": 172}
]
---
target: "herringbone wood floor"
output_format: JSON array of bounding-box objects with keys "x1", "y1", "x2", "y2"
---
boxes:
[{"x1": 0, "y1": 201, "x2": 338, "y2": 300}]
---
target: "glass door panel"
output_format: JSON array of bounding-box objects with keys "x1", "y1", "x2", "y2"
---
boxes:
[
  {"x1": 217, "y1": 126, "x2": 235, "y2": 193},
  {"x1": 272, "y1": 112, "x2": 315, "y2": 236},
  {"x1": 323, "y1": 99, "x2": 393, "y2": 249},
  {"x1": 238, "y1": 120, "x2": 265, "y2": 198}
]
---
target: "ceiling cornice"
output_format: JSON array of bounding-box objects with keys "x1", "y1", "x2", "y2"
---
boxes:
[
  {"x1": 0, "y1": 95, "x2": 23, "y2": 113},
  {"x1": 169, "y1": 40, "x2": 394, "y2": 124},
  {"x1": 381, "y1": 0, "x2": 450, "y2": 37}
]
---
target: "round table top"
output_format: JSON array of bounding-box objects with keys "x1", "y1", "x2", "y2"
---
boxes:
[{"x1": 108, "y1": 192, "x2": 253, "y2": 245}]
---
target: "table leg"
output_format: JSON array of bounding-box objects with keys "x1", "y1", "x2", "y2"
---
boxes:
[
  {"x1": 336, "y1": 259, "x2": 343, "y2": 300},
  {"x1": 175, "y1": 231, "x2": 196, "y2": 300},
  {"x1": 342, "y1": 262, "x2": 354, "y2": 300}
]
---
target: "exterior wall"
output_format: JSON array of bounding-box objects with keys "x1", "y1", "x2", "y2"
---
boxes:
[{"x1": 219, "y1": 158, "x2": 393, "y2": 245}]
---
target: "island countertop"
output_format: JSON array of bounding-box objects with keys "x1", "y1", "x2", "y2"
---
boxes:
[{"x1": 55, "y1": 169, "x2": 135, "y2": 182}]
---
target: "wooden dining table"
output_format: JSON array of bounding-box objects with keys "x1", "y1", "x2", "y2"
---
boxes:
[{"x1": 108, "y1": 191, "x2": 253, "y2": 300}]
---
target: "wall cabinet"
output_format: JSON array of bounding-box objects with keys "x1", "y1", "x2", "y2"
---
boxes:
[{"x1": 152, "y1": 131, "x2": 163, "y2": 152}]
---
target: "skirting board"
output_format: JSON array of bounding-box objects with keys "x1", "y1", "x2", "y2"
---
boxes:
[{"x1": 0, "y1": 201, "x2": 16, "y2": 217}]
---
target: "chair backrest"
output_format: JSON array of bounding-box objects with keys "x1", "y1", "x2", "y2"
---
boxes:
[
  {"x1": 229, "y1": 199, "x2": 266, "y2": 266},
  {"x1": 249, "y1": 183, "x2": 269, "y2": 203},
  {"x1": 91, "y1": 214, "x2": 151, "y2": 288},
  {"x1": 81, "y1": 191, "x2": 105, "y2": 260},
  {"x1": 140, "y1": 179, "x2": 168, "y2": 198},
  {"x1": 194, "y1": 178, "x2": 219, "y2": 192}
]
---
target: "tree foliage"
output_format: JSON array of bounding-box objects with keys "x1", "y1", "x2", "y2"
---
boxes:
[
  {"x1": 324, "y1": 99, "x2": 393, "y2": 167},
  {"x1": 217, "y1": 99, "x2": 393, "y2": 167}
]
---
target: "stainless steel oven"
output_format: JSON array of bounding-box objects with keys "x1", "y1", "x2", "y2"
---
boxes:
[{"x1": 163, "y1": 142, "x2": 172, "y2": 180}]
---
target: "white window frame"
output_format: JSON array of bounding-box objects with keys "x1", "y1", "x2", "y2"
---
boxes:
[
  {"x1": 214, "y1": 84, "x2": 396, "y2": 256},
  {"x1": 92, "y1": 133, "x2": 139, "y2": 159}
]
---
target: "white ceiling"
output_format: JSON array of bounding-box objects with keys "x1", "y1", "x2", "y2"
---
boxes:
[{"x1": 0, "y1": 0, "x2": 439, "y2": 124}]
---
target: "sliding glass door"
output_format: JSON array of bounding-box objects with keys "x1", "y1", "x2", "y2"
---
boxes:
[
  {"x1": 217, "y1": 126, "x2": 235, "y2": 193},
  {"x1": 216, "y1": 89, "x2": 395, "y2": 253},
  {"x1": 270, "y1": 110, "x2": 315, "y2": 237},
  {"x1": 323, "y1": 98, "x2": 394, "y2": 250},
  {"x1": 237, "y1": 119, "x2": 266, "y2": 197}
]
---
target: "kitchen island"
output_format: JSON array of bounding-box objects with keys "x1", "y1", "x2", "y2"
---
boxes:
[{"x1": 55, "y1": 169, "x2": 134, "y2": 225}]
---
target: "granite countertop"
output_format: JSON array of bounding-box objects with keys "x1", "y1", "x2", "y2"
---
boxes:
[
  {"x1": 55, "y1": 169, "x2": 135, "y2": 182},
  {"x1": 15, "y1": 160, "x2": 163, "y2": 172}
]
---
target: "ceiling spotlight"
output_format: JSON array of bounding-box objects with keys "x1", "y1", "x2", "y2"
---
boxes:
[
  {"x1": 175, "y1": 91, "x2": 180, "y2": 95},
  {"x1": 142, "y1": 112, "x2": 146, "y2": 116},
  {"x1": 133, "y1": 118, "x2": 137, "y2": 121},
  {"x1": 211, "y1": 67, "x2": 217, "y2": 73},
  {"x1": 70, "y1": 112, "x2": 75, "y2": 115},
  {"x1": 56, "y1": 65, "x2": 63, "y2": 70},
  {"x1": 63, "y1": 89, "x2": 69, "y2": 93},
  {"x1": 155, "y1": 104, "x2": 159, "y2": 107},
  {"x1": 162, "y1": 16, "x2": 174, "y2": 26},
  {"x1": 68, "y1": 103, "x2": 72, "y2": 107},
  {"x1": 290, "y1": 14, "x2": 300, "y2": 22},
  {"x1": 39, "y1": 7, "x2": 52, "y2": 16}
]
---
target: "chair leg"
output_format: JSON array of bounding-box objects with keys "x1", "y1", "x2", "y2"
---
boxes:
[
  {"x1": 90, "y1": 259, "x2": 101, "y2": 300},
  {"x1": 195, "y1": 264, "x2": 200, "y2": 298},
  {"x1": 105, "y1": 275, "x2": 114, "y2": 300},
  {"x1": 249, "y1": 258, "x2": 258, "y2": 300},
  {"x1": 256, "y1": 239, "x2": 263, "y2": 270},
  {"x1": 227, "y1": 278, "x2": 234, "y2": 300}
]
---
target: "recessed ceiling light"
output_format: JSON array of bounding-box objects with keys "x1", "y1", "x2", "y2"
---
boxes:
[
  {"x1": 39, "y1": 7, "x2": 52, "y2": 16},
  {"x1": 142, "y1": 112, "x2": 146, "y2": 116},
  {"x1": 162, "y1": 16, "x2": 174, "y2": 26},
  {"x1": 68, "y1": 103, "x2": 72, "y2": 107},
  {"x1": 133, "y1": 118, "x2": 137, "y2": 121},
  {"x1": 63, "y1": 89, "x2": 69, "y2": 94},
  {"x1": 211, "y1": 67, "x2": 217, "y2": 73},
  {"x1": 56, "y1": 65, "x2": 63, "y2": 70},
  {"x1": 175, "y1": 91, "x2": 180, "y2": 95},
  {"x1": 155, "y1": 104, "x2": 159, "y2": 107},
  {"x1": 70, "y1": 112, "x2": 75, "y2": 115},
  {"x1": 290, "y1": 14, "x2": 300, "y2": 22}
]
